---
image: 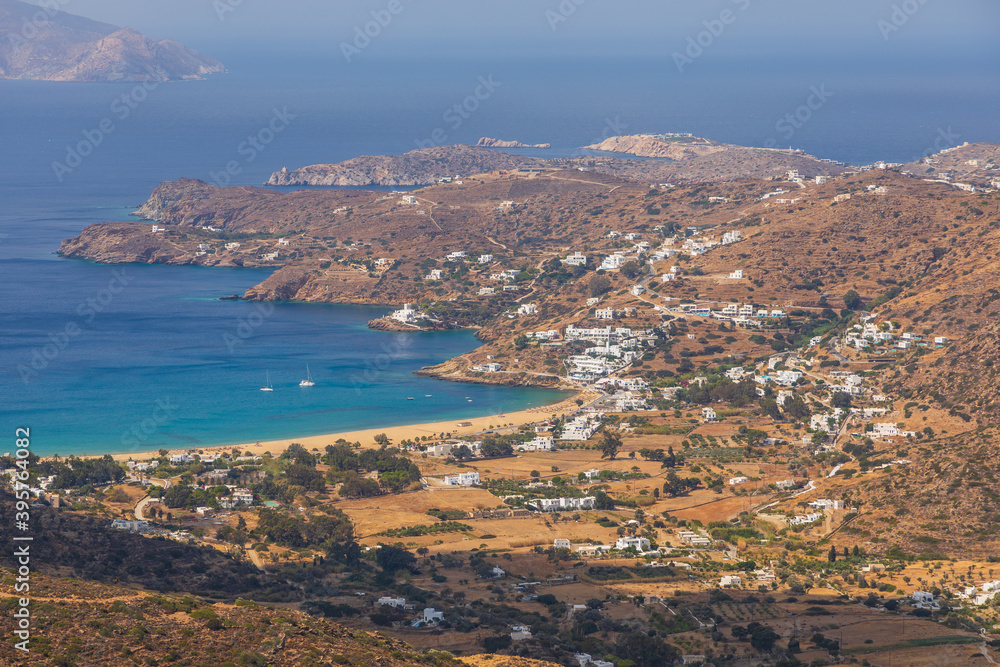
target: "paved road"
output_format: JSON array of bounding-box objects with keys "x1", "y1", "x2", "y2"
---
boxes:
[{"x1": 131, "y1": 476, "x2": 169, "y2": 521}]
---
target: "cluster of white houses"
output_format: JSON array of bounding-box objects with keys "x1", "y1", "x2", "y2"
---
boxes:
[{"x1": 843, "y1": 318, "x2": 948, "y2": 352}]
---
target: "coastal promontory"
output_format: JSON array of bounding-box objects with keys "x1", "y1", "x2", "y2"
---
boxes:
[{"x1": 0, "y1": 0, "x2": 224, "y2": 82}]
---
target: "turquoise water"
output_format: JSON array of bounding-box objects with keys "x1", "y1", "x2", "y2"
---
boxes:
[
  {"x1": 0, "y1": 258, "x2": 567, "y2": 457},
  {"x1": 1, "y1": 54, "x2": 997, "y2": 456}
]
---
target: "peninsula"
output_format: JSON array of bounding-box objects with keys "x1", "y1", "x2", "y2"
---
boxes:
[{"x1": 0, "y1": 0, "x2": 224, "y2": 82}]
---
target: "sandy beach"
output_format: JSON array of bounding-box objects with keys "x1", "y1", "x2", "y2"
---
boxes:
[{"x1": 110, "y1": 390, "x2": 597, "y2": 462}]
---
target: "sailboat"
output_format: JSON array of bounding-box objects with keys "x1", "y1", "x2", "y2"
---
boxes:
[
  {"x1": 299, "y1": 365, "x2": 315, "y2": 387},
  {"x1": 260, "y1": 371, "x2": 274, "y2": 392}
]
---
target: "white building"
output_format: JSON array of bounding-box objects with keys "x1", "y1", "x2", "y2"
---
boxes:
[
  {"x1": 534, "y1": 497, "x2": 596, "y2": 512},
  {"x1": 423, "y1": 608, "x2": 445, "y2": 624},
  {"x1": 224, "y1": 242, "x2": 241, "y2": 251},
  {"x1": 378, "y1": 597, "x2": 406, "y2": 608},
  {"x1": 600, "y1": 253, "x2": 626, "y2": 270},
  {"x1": 616, "y1": 536, "x2": 651, "y2": 551},
  {"x1": 518, "y1": 303, "x2": 539, "y2": 316},
  {"x1": 169, "y1": 453, "x2": 193, "y2": 465},
  {"x1": 390, "y1": 303, "x2": 420, "y2": 324},
  {"x1": 728, "y1": 477, "x2": 749, "y2": 486},
  {"x1": 702, "y1": 407, "x2": 717, "y2": 422},
  {"x1": 231, "y1": 488, "x2": 254, "y2": 506},
  {"x1": 594, "y1": 308, "x2": 616, "y2": 320},
  {"x1": 402, "y1": 195, "x2": 418, "y2": 204},
  {"x1": 554, "y1": 539, "x2": 571, "y2": 549},
  {"x1": 443, "y1": 471, "x2": 480, "y2": 486},
  {"x1": 478, "y1": 254, "x2": 494, "y2": 264},
  {"x1": 111, "y1": 519, "x2": 150, "y2": 534},
  {"x1": 728, "y1": 269, "x2": 744, "y2": 279},
  {"x1": 564, "y1": 252, "x2": 588, "y2": 267},
  {"x1": 425, "y1": 269, "x2": 444, "y2": 280},
  {"x1": 720, "y1": 575, "x2": 742, "y2": 587}
]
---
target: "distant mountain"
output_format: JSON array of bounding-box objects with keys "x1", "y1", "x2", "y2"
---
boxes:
[{"x1": 0, "y1": 0, "x2": 224, "y2": 82}]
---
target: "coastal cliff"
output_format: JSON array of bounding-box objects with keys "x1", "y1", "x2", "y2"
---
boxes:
[
  {"x1": 0, "y1": 0, "x2": 224, "y2": 82},
  {"x1": 477, "y1": 137, "x2": 551, "y2": 149}
]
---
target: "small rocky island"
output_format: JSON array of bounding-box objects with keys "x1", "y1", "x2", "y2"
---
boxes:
[{"x1": 476, "y1": 137, "x2": 551, "y2": 149}]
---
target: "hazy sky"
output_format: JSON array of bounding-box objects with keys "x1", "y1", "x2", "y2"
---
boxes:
[{"x1": 31, "y1": 0, "x2": 1000, "y2": 62}]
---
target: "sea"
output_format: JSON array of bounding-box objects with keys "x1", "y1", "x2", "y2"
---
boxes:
[{"x1": 2, "y1": 54, "x2": 998, "y2": 457}]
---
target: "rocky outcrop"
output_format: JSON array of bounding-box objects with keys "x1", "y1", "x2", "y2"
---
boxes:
[
  {"x1": 415, "y1": 357, "x2": 566, "y2": 389},
  {"x1": 0, "y1": 0, "x2": 224, "y2": 82},
  {"x1": 265, "y1": 145, "x2": 549, "y2": 187},
  {"x1": 582, "y1": 134, "x2": 727, "y2": 159},
  {"x1": 477, "y1": 137, "x2": 551, "y2": 149}
]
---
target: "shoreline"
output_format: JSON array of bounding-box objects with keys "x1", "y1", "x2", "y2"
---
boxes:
[{"x1": 107, "y1": 390, "x2": 595, "y2": 463}]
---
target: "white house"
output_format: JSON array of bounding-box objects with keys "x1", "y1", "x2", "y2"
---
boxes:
[
  {"x1": 702, "y1": 407, "x2": 717, "y2": 422},
  {"x1": 151, "y1": 225, "x2": 164, "y2": 233},
  {"x1": 534, "y1": 497, "x2": 596, "y2": 512},
  {"x1": 472, "y1": 362, "x2": 502, "y2": 373},
  {"x1": 616, "y1": 536, "x2": 651, "y2": 552},
  {"x1": 554, "y1": 539, "x2": 571, "y2": 549},
  {"x1": 594, "y1": 308, "x2": 616, "y2": 320},
  {"x1": 518, "y1": 303, "x2": 539, "y2": 316},
  {"x1": 402, "y1": 195, "x2": 418, "y2": 204},
  {"x1": 600, "y1": 253, "x2": 626, "y2": 270},
  {"x1": 111, "y1": 519, "x2": 150, "y2": 534},
  {"x1": 425, "y1": 269, "x2": 444, "y2": 280},
  {"x1": 478, "y1": 254, "x2": 494, "y2": 264},
  {"x1": 277, "y1": 237, "x2": 290, "y2": 246},
  {"x1": 231, "y1": 488, "x2": 254, "y2": 506},
  {"x1": 390, "y1": 303, "x2": 420, "y2": 324},
  {"x1": 728, "y1": 477, "x2": 749, "y2": 486},
  {"x1": 224, "y1": 242, "x2": 241, "y2": 251},
  {"x1": 443, "y1": 471, "x2": 480, "y2": 486},
  {"x1": 720, "y1": 575, "x2": 742, "y2": 587},
  {"x1": 872, "y1": 423, "x2": 900, "y2": 437},
  {"x1": 728, "y1": 269, "x2": 744, "y2": 279},
  {"x1": 564, "y1": 252, "x2": 588, "y2": 267},
  {"x1": 423, "y1": 608, "x2": 445, "y2": 624},
  {"x1": 446, "y1": 251, "x2": 467, "y2": 261},
  {"x1": 169, "y1": 453, "x2": 193, "y2": 465},
  {"x1": 378, "y1": 597, "x2": 406, "y2": 608}
]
